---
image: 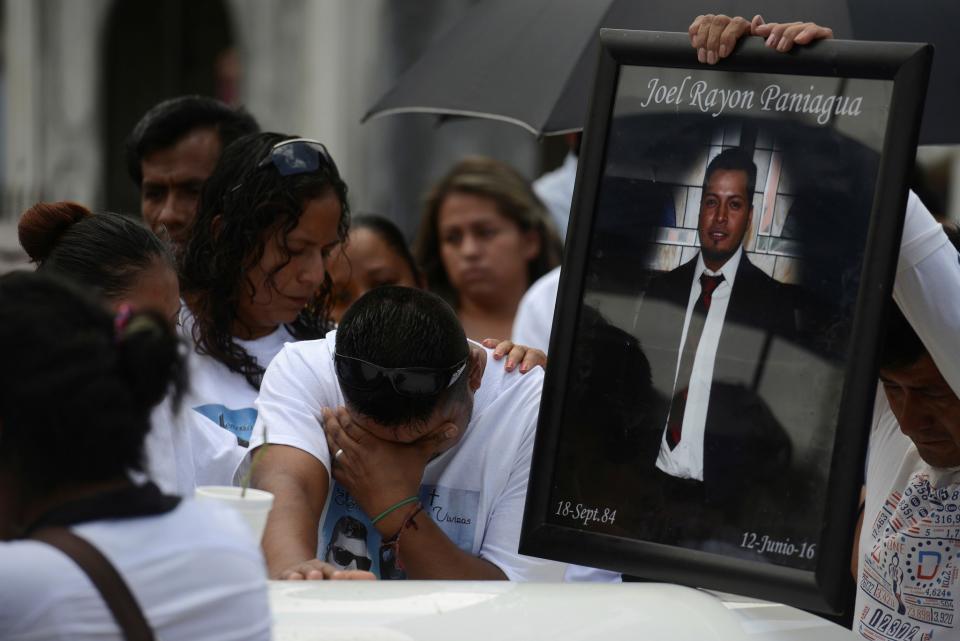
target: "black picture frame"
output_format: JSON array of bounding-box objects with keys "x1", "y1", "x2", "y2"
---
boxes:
[{"x1": 519, "y1": 30, "x2": 931, "y2": 614}]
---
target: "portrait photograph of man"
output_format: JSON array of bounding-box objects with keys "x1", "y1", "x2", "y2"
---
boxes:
[
  {"x1": 548, "y1": 94, "x2": 888, "y2": 568},
  {"x1": 644, "y1": 147, "x2": 796, "y2": 493}
]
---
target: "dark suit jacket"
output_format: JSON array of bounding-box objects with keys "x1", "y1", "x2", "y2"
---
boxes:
[{"x1": 632, "y1": 253, "x2": 795, "y2": 507}]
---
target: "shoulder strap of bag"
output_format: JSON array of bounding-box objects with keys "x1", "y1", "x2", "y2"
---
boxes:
[{"x1": 30, "y1": 527, "x2": 155, "y2": 641}]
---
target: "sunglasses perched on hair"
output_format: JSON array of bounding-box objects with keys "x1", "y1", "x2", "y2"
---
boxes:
[
  {"x1": 334, "y1": 353, "x2": 467, "y2": 397},
  {"x1": 228, "y1": 138, "x2": 340, "y2": 198},
  {"x1": 329, "y1": 545, "x2": 372, "y2": 571},
  {"x1": 257, "y1": 137, "x2": 341, "y2": 179}
]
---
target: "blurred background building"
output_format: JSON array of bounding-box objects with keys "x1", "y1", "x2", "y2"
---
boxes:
[
  {"x1": 0, "y1": 0, "x2": 957, "y2": 271},
  {"x1": 0, "y1": 0, "x2": 570, "y2": 270}
]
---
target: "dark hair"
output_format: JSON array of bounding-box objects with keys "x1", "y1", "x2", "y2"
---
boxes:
[
  {"x1": 18, "y1": 201, "x2": 175, "y2": 302},
  {"x1": 336, "y1": 286, "x2": 470, "y2": 427},
  {"x1": 0, "y1": 272, "x2": 186, "y2": 495},
  {"x1": 125, "y1": 95, "x2": 259, "y2": 186},
  {"x1": 879, "y1": 302, "x2": 927, "y2": 372},
  {"x1": 180, "y1": 132, "x2": 350, "y2": 390},
  {"x1": 351, "y1": 214, "x2": 419, "y2": 281},
  {"x1": 880, "y1": 225, "x2": 960, "y2": 371},
  {"x1": 414, "y1": 156, "x2": 562, "y2": 308},
  {"x1": 329, "y1": 515, "x2": 367, "y2": 543},
  {"x1": 703, "y1": 148, "x2": 757, "y2": 200}
]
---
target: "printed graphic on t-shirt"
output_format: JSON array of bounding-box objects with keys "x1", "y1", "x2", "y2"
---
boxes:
[
  {"x1": 192, "y1": 404, "x2": 256, "y2": 447},
  {"x1": 321, "y1": 481, "x2": 480, "y2": 579},
  {"x1": 857, "y1": 472, "x2": 960, "y2": 640}
]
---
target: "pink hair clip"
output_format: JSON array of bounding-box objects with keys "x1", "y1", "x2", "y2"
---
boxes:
[{"x1": 114, "y1": 303, "x2": 135, "y2": 337}]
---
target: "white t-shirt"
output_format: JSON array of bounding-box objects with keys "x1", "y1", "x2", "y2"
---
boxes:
[
  {"x1": 0, "y1": 500, "x2": 271, "y2": 641},
  {"x1": 855, "y1": 391, "x2": 960, "y2": 640},
  {"x1": 249, "y1": 330, "x2": 553, "y2": 580},
  {"x1": 533, "y1": 151, "x2": 578, "y2": 241},
  {"x1": 853, "y1": 192, "x2": 960, "y2": 639},
  {"x1": 512, "y1": 266, "x2": 561, "y2": 354},
  {"x1": 893, "y1": 191, "x2": 960, "y2": 397},
  {"x1": 145, "y1": 312, "x2": 294, "y2": 495}
]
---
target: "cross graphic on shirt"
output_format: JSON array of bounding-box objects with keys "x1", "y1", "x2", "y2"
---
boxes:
[{"x1": 428, "y1": 489, "x2": 440, "y2": 506}]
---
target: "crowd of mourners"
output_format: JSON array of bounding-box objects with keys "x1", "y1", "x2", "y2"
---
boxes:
[{"x1": 3, "y1": 14, "x2": 960, "y2": 641}]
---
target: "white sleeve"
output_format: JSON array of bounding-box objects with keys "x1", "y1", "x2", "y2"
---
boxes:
[
  {"x1": 475, "y1": 373, "x2": 552, "y2": 581},
  {"x1": 250, "y1": 343, "x2": 335, "y2": 473},
  {"x1": 564, "y1": 565, "x2": 623, "y2": 583},
  {"x1": 512, "y1": 267, "x2": 560, "y2": 354},
  {"x1": 893, "y1": 191, "x2": 960, "y2": 395}
]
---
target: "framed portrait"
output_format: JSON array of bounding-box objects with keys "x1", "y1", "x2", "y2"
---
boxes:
[{"x1": 519, "y1": 30, "x2": 932, "y2": 613}]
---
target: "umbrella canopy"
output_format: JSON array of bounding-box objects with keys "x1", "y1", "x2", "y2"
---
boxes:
[
  {"x1": 364, "y1": 0, "x2": 957, "y2": 144},
  {"x1": 364, "y1": 0, "x2": 850, "y2": 136},
  {"x1": 849, "y1": 0, "x2": 959, "y2": 145}
]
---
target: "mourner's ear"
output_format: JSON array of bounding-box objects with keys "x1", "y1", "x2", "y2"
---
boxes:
[
  {"x1": 211, "y1": 214, "x2": 224, "y2": 240},
  {"x1": 467, "y1": 346, "x2": 486, "y2": 392}
]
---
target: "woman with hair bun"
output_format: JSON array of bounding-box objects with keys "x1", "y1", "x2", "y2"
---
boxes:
[
  {"x1": 18, "y1": 201, "x2": 180, "y2": 323},
  {"x1": 0, "y1": 271, "x2": 270, "y2": 640},
  {"x1": 16, "y1": 200, "x2": 228, "y2": 495}
]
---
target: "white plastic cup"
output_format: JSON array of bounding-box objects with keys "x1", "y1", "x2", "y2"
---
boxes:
[{"x1": 195, "y1": 485, "x2": 274, "y2": 542}]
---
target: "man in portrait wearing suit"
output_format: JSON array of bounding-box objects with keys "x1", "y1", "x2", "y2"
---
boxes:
[{"x1": 634, "y1": 147, "x2": 795, "y2": 516}]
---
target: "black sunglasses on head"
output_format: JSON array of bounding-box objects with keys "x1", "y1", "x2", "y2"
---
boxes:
[
  {"x1": 334, "y1": 353, "x2": 467, "y2": 397},
  {"x1": 229, "y1": 138, "x2": 341, "y2": 198},
  {"x1": 257, "y1": 137, "x2": 341, "y2": 179}
]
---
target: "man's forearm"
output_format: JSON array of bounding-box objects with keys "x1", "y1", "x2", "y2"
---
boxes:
[
  {"x1": 249, "y1": 444, "x2": 330, "y2": 577},
  {"x1": 254, "y1": 467, "x2": 326, "y2": 577},
  {"x1": 377, "y1": 510, "x2": 507, "y2": 580}
]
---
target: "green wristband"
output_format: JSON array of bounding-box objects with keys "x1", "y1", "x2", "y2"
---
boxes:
[{"x1": 371, "y1": 495, "x2": 420, "y2": 524}]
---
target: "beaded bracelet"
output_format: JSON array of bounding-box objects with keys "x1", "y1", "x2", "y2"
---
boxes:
[{"x1": 371, "y1": 495, "x2": 420, "y2": 525}]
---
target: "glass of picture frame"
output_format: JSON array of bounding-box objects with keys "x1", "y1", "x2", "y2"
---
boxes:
[{"x1": 520, "y1": 29, "x2": 931, "y2": 613}]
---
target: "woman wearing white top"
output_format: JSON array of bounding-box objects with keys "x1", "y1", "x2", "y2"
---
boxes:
[
  {"x1": 0, "y1": 272, "x2": 270, "y2": 640},
  {"x1": 154, "y1": 133, "x2": 350, "y2": 493}
]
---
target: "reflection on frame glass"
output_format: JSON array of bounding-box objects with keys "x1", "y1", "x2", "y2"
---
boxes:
[{"x1": 521, "y1": 30, "x2": 931, "y2": 613}]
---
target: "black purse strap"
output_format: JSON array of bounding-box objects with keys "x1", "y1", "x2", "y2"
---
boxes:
[{"x1": 30, "y1": 527, "x2": 155, "y2": 641}]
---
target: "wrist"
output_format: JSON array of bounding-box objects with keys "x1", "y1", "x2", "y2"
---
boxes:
[{"x1": 373, "y1": 499, "x2": 421, "y2": 538}]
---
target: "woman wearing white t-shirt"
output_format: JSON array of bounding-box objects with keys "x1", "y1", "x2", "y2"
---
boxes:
[
  {"x1": 154, "y1": 132, "x2": 350, "y2": 493},
  {"x1": 0, "y1": 272, "x2": 270, "y2": 640},
  {"x1": 169, "y1": 139, "x2": 546, "y2": 497}
]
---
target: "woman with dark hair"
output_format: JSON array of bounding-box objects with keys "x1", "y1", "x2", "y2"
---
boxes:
[
  {"x1": 166, "y1": 132, "x2": 348, "y2": 485},
  {"x1": 16, "y1": 201, "x2": 230, "y2": 495},
  {"x1": 415, "y1": 156, "x2": 563, "y2": 341},
  {"x1": 0, "y1": 272, "x2": 269, "y2": 639},
  {"x1": 18, "y1": 201, "x2": 179, "y2": 323},
  {"x1": 329, "y1": 214, "x2": 546, "y2": 370},
  {"x1": 328, "y1": 214, "x2": 422, "y2": 324}
]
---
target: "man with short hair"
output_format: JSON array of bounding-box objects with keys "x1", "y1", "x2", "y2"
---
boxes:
[
  {"x1": 125, "y1": 95, "x2": 259, "y2": 246},
  {"x1": 247, "y1": 286, "x2": 549, "y2": 580},
  {"x1": 856, "y1": 272, "x2": 960, "y2": 640}
]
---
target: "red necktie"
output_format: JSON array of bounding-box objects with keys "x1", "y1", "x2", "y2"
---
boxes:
[{"x1": 665, "y1": 273, "x2": 725, "y2": 450}]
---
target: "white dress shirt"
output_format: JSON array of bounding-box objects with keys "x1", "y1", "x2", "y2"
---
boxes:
[{"x1": 656, "y1": 247, "x2": 744, "y2": 480}]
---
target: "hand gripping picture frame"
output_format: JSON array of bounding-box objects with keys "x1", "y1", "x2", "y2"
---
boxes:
[{"x1": 519, "y1": 30, "x2": 932, "y2": 613}]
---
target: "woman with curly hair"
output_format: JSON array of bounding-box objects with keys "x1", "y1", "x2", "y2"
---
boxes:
[
  {"x1": 415, "y1": 156, "x2": 562, "y2": 341},
  {"x1": 159, "y1": 132, "x2": 348, "y2": 491}
]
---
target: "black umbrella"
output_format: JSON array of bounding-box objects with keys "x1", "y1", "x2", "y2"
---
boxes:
[
  {"x1": 364, "y1": 0, "x2": 956, "y2": 144},
  {"x1": 364, "y1": 0, "x2": 850, "y2": 136},
  {"x1": 849, "y1": 0, "x2": 958, "y2": 144}
]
